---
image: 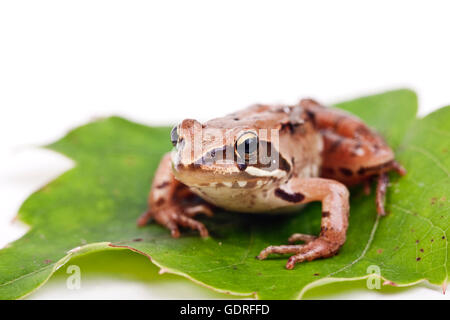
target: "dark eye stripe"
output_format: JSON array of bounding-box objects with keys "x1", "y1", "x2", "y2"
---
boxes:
[
  {"x1": 253, "y1": 140, "x2": 291, "y2": 172},
  {"x1": 194, "y1": 140, "x2": 291, "y2": 174},
  {"x1": 195, "y1": 145, "x2": 235, "y2": 165}
]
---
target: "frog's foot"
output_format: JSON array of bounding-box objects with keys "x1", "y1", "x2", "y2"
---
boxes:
[
  {"x1": 257, "y1": 178, "x2": 349, "y2": 269},
  {"x1": 257, "y1": 237, "x2": 341, "y2": 270},
  {"x1": 137, "y1": 203, "x2": 211, "y2": 238}
]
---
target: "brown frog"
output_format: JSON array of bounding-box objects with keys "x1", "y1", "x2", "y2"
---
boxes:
[{"x1": 138, "y1": 99, "x2": 406, "y2": 269}]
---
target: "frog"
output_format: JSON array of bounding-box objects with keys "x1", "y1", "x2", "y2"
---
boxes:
[{"x1": 137, "y1": 98, "x2": 406, "y2": 269}]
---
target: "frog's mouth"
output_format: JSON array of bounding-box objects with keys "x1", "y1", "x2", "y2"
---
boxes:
[{"x1": 171, "y1": 150, "x2": 289, "y2": 189}]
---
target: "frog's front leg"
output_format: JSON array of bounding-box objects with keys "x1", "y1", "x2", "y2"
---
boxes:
[
  {"x1": 257, "y1": 178, "x2": 349, "y2": 269},
  {"x1": 137, "y1": 153, "x2": 213, "y2": 238}
]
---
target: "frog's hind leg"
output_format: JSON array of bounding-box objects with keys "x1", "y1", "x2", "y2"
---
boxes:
[
  {"x1": 300, "y1": 99, "x2": 406, "y2": 215},
  {"x1": 257, "y1": 177, "x2": 349, "y2": 269}
]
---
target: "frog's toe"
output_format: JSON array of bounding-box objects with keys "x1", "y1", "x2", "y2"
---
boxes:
[
  {"x1": 172, "y1": 213, "x2": 209, "y2": 238},
  {"x1": 166, "y1": 219, "x2": 181, "y2": 238},
  {"x1": 145, "y1": 205, "x2": 210, "y2": 238},
  {"x1": 257, "y1": 233, "x2": 320, "y2": 261},
  {"x1": 288, "y1": 233, "x2": 317, "y2": 244},
  {"x1": 285, "y1": 239, "x2": 340, "y2": 269},
  {"x1": 184, "y1": 204, "x2": 214, "y2": 218},
  {"x1": 256, "y1": 244, "x2": 306, "y2": 260},
  {"x1": 257, "y1": 238, "x2": 340, "y2": 269},
  {"x1": 137, "y1": 209, "x2": 153, "y2": 227}
]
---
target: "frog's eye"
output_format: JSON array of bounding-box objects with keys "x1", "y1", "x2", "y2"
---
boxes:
[
  {"x1": 170, "y1": 126, "x2": 179, "y2": 147},
  {"x1": 235, "y1": 131, "x2": 259, "y2": 161}
]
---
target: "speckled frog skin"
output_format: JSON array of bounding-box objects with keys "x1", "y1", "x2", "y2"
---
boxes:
[{"x1": 138, "y1": 99, "x2": 405, "y2": 269}]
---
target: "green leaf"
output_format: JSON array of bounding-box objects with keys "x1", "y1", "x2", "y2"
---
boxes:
[{"x1": 1, "y1": 89, "x2": 448, "y2": 300}]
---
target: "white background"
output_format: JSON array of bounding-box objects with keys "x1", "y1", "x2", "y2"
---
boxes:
[{"x1": 1, "y1": 0, "x2": 449, "y2": 299}]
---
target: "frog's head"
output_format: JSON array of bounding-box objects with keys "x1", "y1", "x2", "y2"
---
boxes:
[{"x1": 169, "y1": 115, "x2": 291, "y2": 191}]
